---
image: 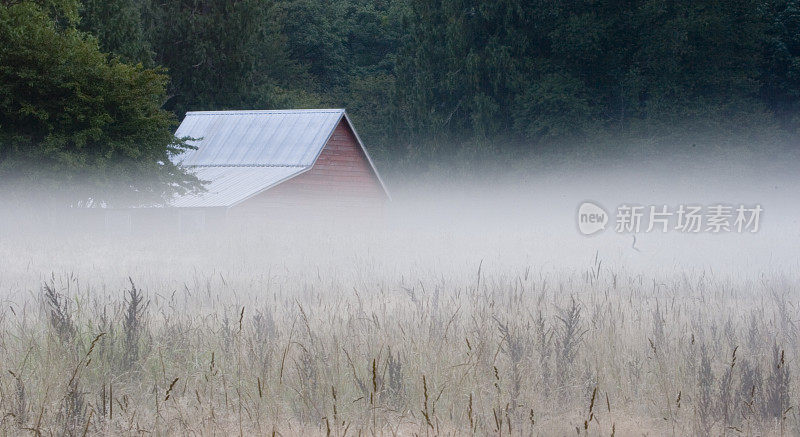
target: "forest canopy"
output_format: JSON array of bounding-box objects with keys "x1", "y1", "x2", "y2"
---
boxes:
[
  {"x1": 85, "y1": 0, "x2": 800, "y2": 154},
  {"x1": 2, "y1": 0, "x2": 800, "y2": 203}
]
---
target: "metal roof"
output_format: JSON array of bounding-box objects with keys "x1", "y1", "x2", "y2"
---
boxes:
[
  {"x1": 173, "y1": 109, "x2": 345, "y2": 167},
  {"x1": 168, "y1": 109, "x2": 390, "y2": 208},
  {"x1": 171, "y1": 166, "x2": 307, "y2": 208}
]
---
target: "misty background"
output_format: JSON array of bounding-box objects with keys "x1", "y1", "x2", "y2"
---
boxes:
[{"x1": 0, "y1": 0, "x2": 797, "y2": 280}]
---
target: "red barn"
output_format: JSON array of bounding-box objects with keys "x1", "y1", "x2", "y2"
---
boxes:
[{"x1": 167, "y1": 109, "x2": 390, "y2": 229}]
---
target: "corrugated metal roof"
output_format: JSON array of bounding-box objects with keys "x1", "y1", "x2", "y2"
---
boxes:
[
  {"x1": 167, "y1": 108, "x2": 389, "y2": 208},
  {"x1": 171, "y1": 166, "x2": 307, "y2": 208},
  {"x1": 173, "y1": 109, "x2": 345, "y2": 167}
]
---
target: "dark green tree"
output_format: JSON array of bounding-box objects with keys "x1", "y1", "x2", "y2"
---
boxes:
[
  {"x1": 762, "y1": 0, "x2": 800, "y2": 131},
  {"x1": 275, "y1": 0, "x2": 347, "y2": 90},
  {"x1": 143, "y1": 0, "x2": 317, "y2": 116},
  {"x1": 393, "y1": 0, "x2": 776, "y2": 156},
  {"x1": 0, "y1": 0, "x2": 200, "y2": 206},
  {"x1": 329, "y1": 0, "x2": 406, "y2": 151},
  {"x1": 79, "y1": 0, "x2": 152, "y2": 65}
]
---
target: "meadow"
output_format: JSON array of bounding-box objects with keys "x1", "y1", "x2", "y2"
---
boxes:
[
  {"x1": 0, "y1": 163, "x2": 798, "y2": 436},
  {"x1": 0, "y1": 220, "x2": 796, "y2": 436}
]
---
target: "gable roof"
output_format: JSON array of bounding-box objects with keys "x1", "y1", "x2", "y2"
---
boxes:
[
  {"x1": 169, "y1": 109, "x2": 389, "y2": 208},
  {"x1": 174, "y1": 109, "x2": 345, "y2": 167}
]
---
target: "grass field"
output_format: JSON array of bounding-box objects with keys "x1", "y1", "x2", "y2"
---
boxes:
[
  {"x1": 0, "y1": 163, "x2": 798, "y2": 436},
  {"x1": 0, "y1": 221, "x2": 797, "y2": 436}
]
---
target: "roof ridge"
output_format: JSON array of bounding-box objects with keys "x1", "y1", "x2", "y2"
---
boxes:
[{"x1": 185, "y1": 109, "x2": 345, "y2": 115}]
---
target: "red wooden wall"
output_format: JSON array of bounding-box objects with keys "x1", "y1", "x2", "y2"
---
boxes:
[{"x1": 231, "y1": 119, "x2": 387, "y2": 218}]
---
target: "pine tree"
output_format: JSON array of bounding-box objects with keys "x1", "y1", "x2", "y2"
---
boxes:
[{"x1": 79, "y1": 0, "x2": 152, "y2": 65}]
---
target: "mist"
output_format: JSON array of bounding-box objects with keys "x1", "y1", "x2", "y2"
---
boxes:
[
  {"x1": 3, "y1": 146, "x2": 796, "y2": 285},
  {"x1": 0, "y1": 140, "x2": 799, "y2": 435}
]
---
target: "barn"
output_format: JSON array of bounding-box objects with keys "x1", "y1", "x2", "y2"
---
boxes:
[{"x1": 122, "y1": 109, "x2": 390, "y2": 231}]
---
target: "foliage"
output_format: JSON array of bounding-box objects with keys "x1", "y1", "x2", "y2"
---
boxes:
[
  {"x1": 761, "y1": 0, "x2": 800, "y2": 132},
  {"x1": 79, "y1": 0, "x2": 152, "y2": 65},
  {"x1": 0, "y1": 0, "x2": 200, "y2": 206},
  {"x1": 4, "y1": 0, "x2": 800, "y2": 188},
  {"x1": 394, "y1": 0, "x2": 779, "y2": 156},
  {"x1": 141, "y1": 0, "x2": 317, "y2": 116}
]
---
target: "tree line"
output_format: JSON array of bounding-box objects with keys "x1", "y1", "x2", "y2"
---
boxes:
[{"x1": 2, "y1": 0, "x2": 799, "y2": 204}]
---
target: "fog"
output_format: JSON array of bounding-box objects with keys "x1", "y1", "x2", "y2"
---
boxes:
[
  {"x1": 1, "y1": 149, "x2": 799, "y2": 435},
  {"x1": 383, "y1": 154, "x2": 798, "y2": 277},
  {"x1": 1, "y1": 150, "x2": 797, "y2": 289}
]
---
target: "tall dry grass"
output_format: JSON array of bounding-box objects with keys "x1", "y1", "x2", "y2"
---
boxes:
[{"x1": 0, "y1": 227, "x2": 797, "y2": 436}]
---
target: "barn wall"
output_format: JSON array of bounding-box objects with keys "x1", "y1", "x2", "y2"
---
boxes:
[{"x1": 230, "y1": 119, "x2": 386, "y2": 221}]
